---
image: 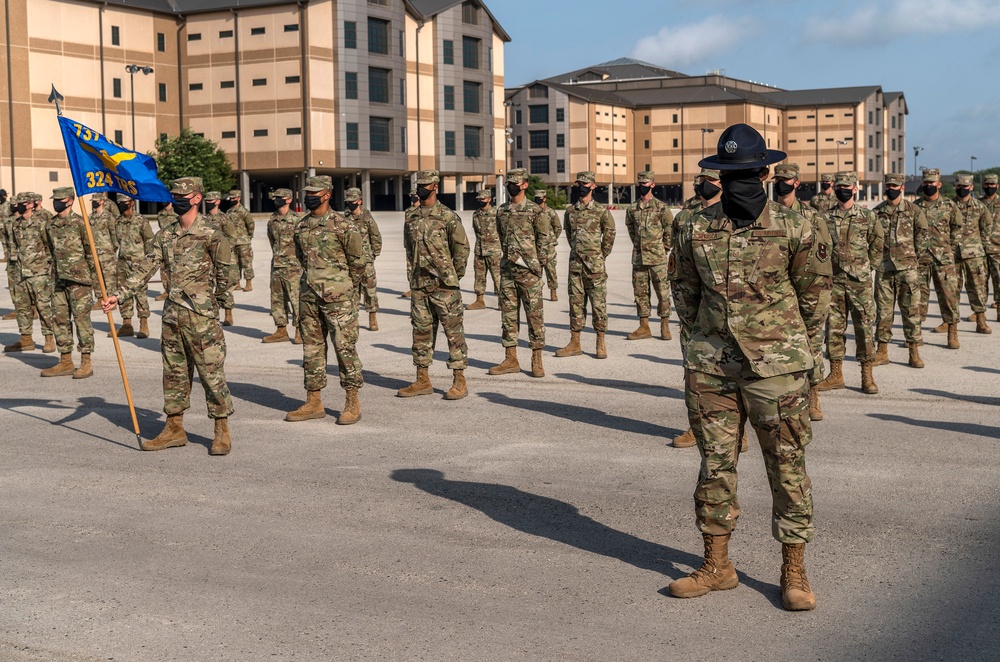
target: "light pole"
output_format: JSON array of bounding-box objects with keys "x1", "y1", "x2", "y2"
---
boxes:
[
  {"x1": 125, "y1": 64, "x2": 154, "y2": 150},
  {"x1": 913, "y1": 146, "x2": 923, "y2": 178},
  {"x1": 971, "y1": 156, "x2": 978, "y2": 190},
  {"x1": 502, "y1": 101, "x2": 520, "y2": 202},
  {"x1": 701, "y1": 127, "x2": 715, "y2": 156},
  {"x1": 836, "y1": 140, "x2": 847, "y2": 171}
]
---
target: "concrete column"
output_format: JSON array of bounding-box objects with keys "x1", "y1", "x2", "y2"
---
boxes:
[
  {"x1": 630, "y1": 184, "x2": 635, "y2": 204},
  {"x1": 362, "y1": 170, "x2": 371, "y2": 210},
  {"x1": 496, "y1": 174, "x2": 505, "y2": 203},
  {"x1": 395, "y1": 175, "x2": 404, "y2": 211},
  {"x1": 878, "y1": 181, "x2": 884, "y2": 200},
  {"x1": 240, "y1": 171, "x2": 250, "y2": 209},
  {"x1": 456, "y1": 174, "x2": 465, "y2": 211}
]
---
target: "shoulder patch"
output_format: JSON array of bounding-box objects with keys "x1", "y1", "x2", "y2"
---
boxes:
[{"x1": 816, "y1": 243, "x2": 828, "y2": 262}]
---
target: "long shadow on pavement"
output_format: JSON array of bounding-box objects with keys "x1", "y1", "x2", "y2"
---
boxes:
[
  {"x1": 554, "y1": 372, "x2": 684, "y2": 399},
  {"x1": 372, "y1": 342, "x2": 495, "y2": 371},
  {"x1": 911, "y1": 388, "x2": 1000, "y2": 408},
  {"x1": 964, "y1": 365, "x2": 1000, "y2": 375},
  {"x1": 867, "y1": 413, "x2": 1000, "y2": 440},
  {"x1": 629, "y1": 352, "x2": 684, "y2": 367},
  {"x1": 390, "y1": 468, "x2": 780, "y2": 606},
  {"x1": 0, "y1": 396, "x2": 154, "y2": 450}
]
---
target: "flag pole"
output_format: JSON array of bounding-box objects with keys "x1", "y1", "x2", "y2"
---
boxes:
[{"x1": 79, "y1": 198, "x2": 142, "y2": 448}]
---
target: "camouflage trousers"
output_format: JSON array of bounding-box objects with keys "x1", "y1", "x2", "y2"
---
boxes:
[
  {"x1": 631, "y1": 262, "x2": 671, "y2": 318},
  {"x1": 955, "y1": 256, "x2": 989, "y2": 313},
  {"x1": 299, "y1": 289, "x2": 363, "y2": 391},
  {"x1": 499, "y1": 264, "x2": 545, "y2": 350},
  {"x1": 545, "y1": 249, "x2": 558, "y2": 293},
  {"x1": 117, "y1": 261, "x2": 149, "y2": 319},
  {"x1": 161, "y1": 306, "x2": 233, "y2": 419},
  {"x1": 568, "y1": 262, "x2": 608, "y2": 333},
  {"x1": 357, "y1": 262, "x2": 379, "y2": 312},
  {"x1": 917, "y1": 261, "x2": 959, "y2": 324},
  {"x1": 875, "y1": 268, "x2": 923, "y2": 346},
  {"x1": 989, "y1": 253, "x2": 1000, "y2": 306},
  {"x1": 94, "y1": 256, "x2": 116, "y2": 304},
  {"x1": 410, "y1": 286, "x2": 467, "y2": 369},
  {"x1": 827, "y1": 274, "x2": 876, "y2": 363},
  {"x1": 235, "y1": 245, "x2": 254, "y2": 281},
  {"x1": 686, "y1": 365, "x2": 814, "y2": 544},
  {"x1": 269, "y1": 266, "x2": 302, "y2": 327},
  {"x1": 473, "y1": 254, "x2": 501, "y2": 297},
  {"x1": 52, "y1": 280, "x2": 94, "y2": 355},
  {"x1": 8, "y1": 263, "x2": 34, "y2": 334},
  {"x1": 219, "y1": 265, "x2": 235, "y2": 310},
  {"x1": 17, "y1": 275, "x2": 55, "y2": 338}
]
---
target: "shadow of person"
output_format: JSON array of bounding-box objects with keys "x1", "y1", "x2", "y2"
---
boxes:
[
  {"x1": 0, "y1": 396, "x2": 138, "y2": 450},
  {"x1": 222, "y1": 324, "x2": 268, "y2": 341},
  {"x1": 371, "y1": 342, "x2": 494, "y2": 371},
  {"x1": 390, "y1": 468, "x2": 779, "y2": 605},
  {"x1": 554, "y1": 372, "x2": 684, "y2": 400},
  {"x1": 964, "y1": 365, "x2": 1000, "y2": 375},
  {"x1": 228, "y1": 381, "x2": 306, "y2": 414},
  {"x1": 629, "y1": 353, "x2": 684, "y2": 367},
  {"x1": 910, "y1": 388, "x2": 1000, "y2": 408},
  {"x1": 868, "y1": 413, "x2": 1000, "y2": 440}
]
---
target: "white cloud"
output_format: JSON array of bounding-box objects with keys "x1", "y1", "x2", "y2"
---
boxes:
[
  {"x1": 630, "y1": 16, "x2": 747, "y2": 69},
  {"x1": 803, "y1": 0, "x2": 1000, "y2": 44}
]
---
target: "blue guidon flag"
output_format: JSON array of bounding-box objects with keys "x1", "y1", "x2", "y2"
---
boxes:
[{"x1": 57, "y1": 115, "x2": 172, "y2": 202}]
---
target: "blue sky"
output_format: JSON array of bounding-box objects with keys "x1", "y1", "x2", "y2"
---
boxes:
[{"x1": 489, "y1": 0, "x2": 1000, "y2": 175}]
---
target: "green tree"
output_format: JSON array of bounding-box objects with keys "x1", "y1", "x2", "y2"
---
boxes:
[
  {"x1": 526, "y1": 175, "x2": 568, "y2": 210},
  {"x1": 151, "y1": 129, "x2": 235, "y2": 193}
]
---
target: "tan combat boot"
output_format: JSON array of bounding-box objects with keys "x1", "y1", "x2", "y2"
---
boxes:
[
  {"x1": 488, "y1": 347, "x2": 521, "y2": 375},
  {"x1": 243, "y1": 279, "x2": 253, "y2": 292},
  {"x1": 292, "y1": 327, "x2": 303, "y2": 344},
  {"x1": 817, "y1": 360, "x2": 845, "y2": 391},
  {"x1": 809, "y1": 386, "x2": 823, "y2": 421},
  {"x1": 660, "y1": 318, "x2": 672, "y2": 341},
  {"x1": 530, "y1": 349, "x2": 544, "y2": 378},
  {"x1": 465, "y1": 294, "x2": 486, "y2": 310},
  {"x1": 72, "y1": 353, "x2": 93, "y2": 379},
  {"x1": 626, "y1": 317, "x2": 652, "y2": 340},
  {"x1": 672, "y1": 429, "x2": 696, "y2": 448},
  {"x1": 142, "y1": 414, "x2": 188, "y2": 451},
  {"x1": 668, "y1": 533, "x2": 739, "y2": 598},
  {"x1": 550, "y1": 290, "x2": 558, "y2": 302},
  {"x1": 209, "y1": 418, "x2": 231, "y2": 455},
  {"x1": 932, "y1": 321, "x2": 948, "y2": 333},
  {"x1": 400, "y1": 290, "x2": 412, "y2": 298},
  {"x1": 996, "y1": 303, "x2": 1000, "y2": 322},
  {"x1": 223, "y1": 309, "x2": 234, "y2": 326},
  {"x1": 3, "y1": 334, "x2": 34, "y2": 352},
  {"x1": 595, "y1": 332, "x2": 608, "y2": 359},
  {"x1": 155, "y1": 291, "x2": 168, "y2": 301},
  {"x1": 444, "y1": 369, "x2": 468, "y2": 400},
  {"x1": 908, "y1": 343, "x2": 924, "y2": 368},
  {"x1": 262, "y1": 326, "x2": 289, "y2": 343},
  {"x1": 947, "y1": 323, "x2": 960, "y2": 349},
  {"x1": 2, "y1": 310, "x2": 16, "y2": 320},
  {"x1": 975, "y1": 312, "x2": 992, "y2": 334},
  {"x1": 861, "y1": 363, "x2": 879, "y2": 394},
  {"x1": 285, "y1": 390, "x2": 326, "y2": 421},
  {"x1": 369, "y1": 311, "x2": 379, "y2": 331},
  {"x1": 336, "y1": 388, "x2": 360, "y2": 425},
  {"x1": 136, "y1": 318, "x2": 149, "y2": 339},
  {"x1": 41, "y1": 353, "x2": 75, "y2": 377},
  {"x1": 780, "y1": 543, "x2": 816, "y2": 611},
  {"x1": 872, "y1": 342, "x2": 889, "y2": 366},
  {"x1": 398, "y1": 367, "x2": 434, "y2": 396},
  {"x1": 42, "y1": 335, "x2": 56, "y2": 353},
  {"x1": 555, "y1": 331, "x2": 583, "y2": 357},
  {"x1": 118, "y1": 319, "x2": 135, "y2": 337},
  {"x1": 966, "y1": 312, "x2": 977, "y2": 322}
]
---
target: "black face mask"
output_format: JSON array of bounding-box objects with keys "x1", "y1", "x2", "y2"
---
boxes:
[
  {"x1": 117, "y1": 201, "x2": 131, "y2": 213},
  {"x1": 409, "y1": 196, "x2": 419, "y2": 205},
  {"x1": 696, "y1": 180, "x2": 721, "y2": 200},
  {"x1": 92, "y1": 201, "x2": 102, "y2": 211},
  {"x1": 576, "y1": 184, "x2": 593, "y2": 199},
  {"x1": 416, "y1": 185, "x2": 434, "y2": 201},
  {"x1": 477, "y1": 200, "x2": 489, "y2": 209},
  {"x1": 720, "y1": 170, "x2": 768, "y2": 228},
  {"x1": 172, "y1": 195, "x2": 194, "y2": 215},
  {"x1": 956, "y1": 186, "x2": 972, "y2": 198},
  {"x1": 774, "y1": 180, "x2": 796, "y2": 197},
  {"x1": 505, "y1": 183, "x2": 521, "y2": 199},
  {"x1": 304, "y1": 195, "x2": 325, "y2": 211},
  {"x1": 53, "y1": 199, "x2": 71, "y2": 213},
  {"x1": 636, "y1": 184, "x2": 652, "y2": 197},
  {"x1": 0, "y1": 195, "x2": 6, "y2": 204},
  {"x1": 886, "y1": 188, "x2": 902, "y2": 201},
  {"x1": 923, "y1": 184, "x2": 939, "y2": 197},
  {"x1": 273, "y1": 198, "x2": 290, "y2": 211},
  {"x1": 984, "y1": 185, "x2": 998, "y2": 197},
  {"x1": 821, "y1": 182, "x2": 832, "y2": 192},
  {"x1": 835, "y1": 188, "x2": 854, "y2": 203},
  {"x1": 207, "y1": 201, "x2": 220, "y2": 211},
  {"x1": 14, "y1": 203, "x2": 27, "y2": 214},
  {"x1": 346, "y1": 201, "x2": 362, "y2": 212}
]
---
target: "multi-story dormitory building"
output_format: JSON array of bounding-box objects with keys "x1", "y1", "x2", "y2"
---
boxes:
[
  {"x1": 0, "y1": 0, "x2": 509, "y2": 211},
  {"x1": 505, "y1": 59, "x2": 908, "y2": 204}
]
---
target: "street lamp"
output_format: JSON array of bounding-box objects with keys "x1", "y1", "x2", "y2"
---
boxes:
[
  {"x1": 971, "y1": 156, "x2": 978, "y2": 189},
  {"x1": 913, "y1": 146, "x2": 924, "y2": 178},
  {"x1": 701, "y1": 128, "x2": 715, "y2": 156},
  {"x1": 502, "y1": 101, "x2": 520, "y2": 202},
  {"x1": 125, "y1": 64, "x2": 154, "y2": 150},
  {"x1": 836, "y1": 140, "x2": 848, "y2": 171}
]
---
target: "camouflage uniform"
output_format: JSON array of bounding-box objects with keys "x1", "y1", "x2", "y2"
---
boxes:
[
  {"x1": 203, "y1": 192, "x2": 237, "y2": 312},
  {"x1": 89, "y1": 193, "x2": 118, "y2": 300},
  {"x1": 952, "y1": 174, "x2": 992, "y2": 315},
  {"x1": 345, "y1": 188, "x2": 382, "y2": 312},
  {"x1": 537, "y1": 195, "x2": 561, "y2": 294},
  {"x1": 625, "y1": 171, "x2": 673, "y2": 320},
  {"x1": 266, "y1": 189, "x2": 302, "y2": 327},
  {"x1": 114, "y1": 178, "x2": 235, "y2": 419},
  {"x1": 564, "y1": 172, "x2": 616, "y2": 333},
  {"x1": 295, "y1": 176, "x2": 366, "y2": 392},
  {"x1": 873, "y1": 174, "x2": 928, "y2": 347},
  {"x1": 914, "y1": 169, "x2": 962, "y2": 324},
  {"x1": 496, "y1": 169, "x2": 550, "y2": 349},
  {"x1": 471, "y1": 190, "x2": 501, "y2": 297},
  {"x1": 157, "y1": 206, "x2": 177, "y2": 231},
  {"x1": 115, "y1": 202, "x2": 155, "y2": 321},
  {"x1": 403, "y1": 185, "x2": 470, "y2": 370},
  {"x1": 809, "y1": 174, "x2": 837, "y2": 214},
  {"x1": 11, "y1": 193, "x2": 57, "y2": 338},
  {"x1": 824, "y1": 176, "x2": 883, "y2": 364},
  {"x1": 2, "y1": 197, "x2": 24, "y2": 314},
  {"x1": 46, "y1": 190, "x2": 96, "y2": 356},
  {"x1": 226, "y1": 191, "x2": 254, "y2": 284},
  {"x1": 981, "y1": 174, "x2": 1000, "y2": 308}
]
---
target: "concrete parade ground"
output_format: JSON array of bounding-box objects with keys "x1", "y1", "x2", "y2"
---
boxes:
[{"x1": 1, "y1": 210, "x2": 998, "y2": 661}]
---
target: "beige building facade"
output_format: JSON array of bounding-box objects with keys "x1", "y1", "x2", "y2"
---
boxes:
[{"x1": 0, "y1": 0, "x2": 508, "y2": 210}]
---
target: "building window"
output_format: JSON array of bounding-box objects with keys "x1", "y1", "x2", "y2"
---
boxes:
[
  {"x1": 400, "y1": 126, "x2": 407, "y2": 153},
  {"x1": 285, "y1": 75, "x2": 300, "y2": 84},
  {"x1": 345, "y1": 21, "x2": 357, "y2": 49},
  {"x1": 189, "y1": 83, "x2": 203, "y2": 91},
  {"x1": 443, "y1": 40, "x2": 454, "y2": 64},
  {"x1": 287, "y1": 127, "x2": 302, "y2": 136},
  {"x1": 284, "y1": 24, "x2": 299, "y2": 32},
  {"x1": 557, "y1": 159, "x2": 565, "y2": 174},
  {"x1": 221, "y1": 81, "x2": 235, "y2": 89},
  {"x1": 369, "y1": 67, "x2": 390, "y2": 103},
  {"x1": 516, "y1": 160, "x2": 522, "y2": 168},
  {"x1": 462, "y1": 36, "x2": 480, "y2": 69},
  {"x1": 346, "y1": 122, "x2": 359, "y2": 150},
  {"x1": 114, "y1": 129, "x2": 123, "y2": 144},
  {"x1": 868, "y1": 135, "x2": 873, "y2": 148},
  {"x1": 463, "y1": 81, "x2": 481, "y2": 114},
  {"x1": 368, "y1": 0, "x2": 387, "y2": 4},
  {"x1": 529, "y1": 155, "x2": 550, "y2": 174},
  {"x1": 252, "y1": 78, "x2": 267, "y2": 86},
  {"x1": 188, "y1": 33, "x2": 201, "y2": 41},
  {"x1": 220, "y1": 30, "x2": 233, "y2": 38},
  {"x1": 891, "y1": 161, "x2": 896, "y2": 173},
  {"x1": 445, "y1": 130, "x2": 456, "y2": 156},
  {"x1": 346, "y1": 72, "x2": 358, "y2": 99},
  {"x1": 157, "y1": 33, "x2": 165, "y2": 52},
  {"x1": 444, "y1": 85, "x2": 455, "y2": 110},
  {"x1": 370, "y1": 117, "x2": 391, "y2": 152},
  {"x1": 515, "y1": 135, "x2": 522, "y2": 150},
  {"x1": 529, "y1": 84, "x2": 548, "y2": 99},
  {"x1": 891, "y1": 138, "x2": 896, "y2": 151},
  {"x1": 222, "y1": 131, "x2": 236, "y2": 139},
  {"x1": 672, "y1": 113, "x2": 678, "y2": 123},
  {"x1": 529, "y1": 130, "x2": 549, "y2": 149},
  {"x1": 462, "y1": 1, "x2": 479, "y2": 24},
  {"x1": 158, "y1": 83, "x2": 167, "y2": 102},
  {"x1": 869, "y1": 158, "x2": 874, "y2": 171},
  {"x1": 111, "y1": 26, "x2": 120, "y2": 46},
  {"x1": 399, "y1": 30, "x2": 404, "y2": 56},
  {"x1": 399, "y1": 78, "x2": 406, "y2": 105},
  {"x1": 529, "y1": 104, "x2": 549, "y2": 124},
  {"x1": 250, "y1": 27, "x2": 265, "y2": 35},
  {"x1": 464, "y1": 125, "x2": 482, "y2": 158},
  {"x1": 194, "y1": 133, "x2": 204, "y2": 138},
  {"x1": 644, "y1": 163, "x2": 650, "y2": 171},
  {"x1": 253, "y1": 129, "x2": 268, "y2": 137},
  {"x1": 825, "y1": 113, "x2": 834, "y2": 118},
  {"x1": 557, "y1": 133, "x2": 565, "y2": 148},
  {"x1": 673, "y1": 163, "x2": 679, "y2": 172},
  {"x1": 672, "y1": 138, "x2": 678, "y2": 148},
  {"x1": 644, "y1": 139, "x2": 649, "y2": 149},
  {"x1": 368, "y1": 18, "x2": 390, "y2": 55},
  {"x1": 515, "y1": 109, "x2": 522, "y2": 125},
  {"x1": 644, "y1": 115, "x2": 650, "y2": 125},
  {"x1": 556, "y1": 108, "x2": 565, "y2": 122},
  {"x1": 112, "y1": 78, "x2": 122, "y2": 98}
]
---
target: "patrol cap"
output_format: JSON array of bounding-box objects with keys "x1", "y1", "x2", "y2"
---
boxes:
[
  {"x1": 27, "y1": 192, "x2": 42, "y2": 202},
  {"x1": 773, "y1": 163, "x2": 800, "y2": 180},
  {"x1": 0, "y1": 189, "x2": 6, "y2": 197},
  {"x1": 835, "y1": 171, "x2": 858, "y2": 186},
  {"x1": 227, "y1": 189, "x2": 241, "y2": 199},
  {"x1": 533, "y1": 189, "x2": 547, "y2": 199},
  {"x1": 476, "y1": 188, "x2": 493, "y2": 201},
  {"x1": 303, "y1": 175, "x2": 333, "y2": 192},
  {"x1": 171, "y1": 177, "x2": 204, "y2": 195},
  {"x1": 92, "y1": 192, "x2": 108, "y2": 202},
  {"x1": 507, "y1": 168, "x2": 529, "y2": 184},
  {"x1": 345, "y1": 187, "x2": 362, "y2": 202},
  {"x1": 955, "y1": 174, "x2": 974, "y2": 186},
  {"x1": 637, "y1": 171, "x2": 655, "y2": 184},
  {"x1": 204, "y1": 191, "x2": 222, "y2": 201},
  {"x1": 699, "y1": 123, "x2": 786, "y2": 170},
  {"x1": 884, "y1": 173, "x2": 905, "y2": 186},
  {"x1": 269, "y1": 188, "x2": 294, "y2": 199},
  {"x1": 117, "y1": 194, "x2": 133, "y2": 203},
  {"x1": 14, "y1": 192, "x2": 34, "y2": 204},
  {"x1": 821, "y1": 173, "x2": 835, "y2": 183},
  {"x1": 51, "y1": 186, "x2": 75, "y2": 199},
  {"x1": 415, "y1": 169, "x2": 440, "y2": 185},
  {"x1": 922, "y1": 168, "x2": 941, "y2": 183},
  {"x1": 576, "y1": 171, "x2": 596, "y2": 184},
  {"x1": 699, "y1": 168, "x2": 721, "y2": 181},
  {"x1": 983, "y1": 174, "x2": 999, "y2": 185}
]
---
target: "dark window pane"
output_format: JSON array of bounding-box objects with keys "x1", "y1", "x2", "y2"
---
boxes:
[
  {"x1": 370, "y1": 117, "x2": 391, "y2": 152},
  {"x1": 250, "y1": 27, "x2": 265, "y2": 35},
  {"x1": 220, "y1": 30, "x2": 233, "y2": 38},
  {"x1": 252, "y1": 78, "x2": 266, "y2": 86},
  {"x1": 463, "y1": 81, "x2": 480, "y2": 114},
  {"x1": 369, "y1": 67, "x2": 390, "y2": 103},
  {"x1": 346, "y1": 122, "x2": 359, "y2": 150},
  {"x1": 112, "y1": 78, "x2": 122, "y2": 98},
  {"x1": 462, "y1": 36, "x2": 480, "y2": 69},
  {"x1": 529, "y1": 130, "x2": 548, "y2": 149},
  {"x1": 189, "y1": 83, "x2": 203, "y2": 91},
  {"x1": 557, "y1": 159, "x2": 565, "y2": 173},
  {"x1": 445, "y1": 131, "x2": 456, "y2": 156},
  {"x1": 462, "y1": 1, "x2": 479, "y2": 25},
  {"x1": 253, "y1": 129, "x2": 268, "y2": 137},
  {"x1": 158, "y1": 83, "x2": 167, "y2": 102},
  {"x1": 114, "y1": 129, "x2": 123, "y2": 144},
  {"x1": 529, "y1": 105, "x2": 548, "y2": 124},
  {"x1": 284, "y1": 24, "x2": 299, "y2": 32},
  {"x1": 556, "y1": 108, "x2": 564, "y2": 122},
  {"x1": 529, "y1": 156, "x2": 549, "y2": 174},
  {"x1": 111, "y1": 26, "x2": 120, "y2": 46},
  {"x1": 285, "y1": 75, "x2": 300, "y2": 84},
  {"x1": 222, "y1": 131, "x2": 236, "y2": 139},
  {"x1": 556, "y1": 133, "x2": 564, "y2": 148},
  {"x1": 287, "y1": 127, "x2": 302, "y2": 136},
  {"x1": 464, "y1": 125, "x2": 481, "y2": 158},
  {"x1": 344, "y1": 21, "x2": 357, "y2": 49},
  {"x1": 443, "y1": 40, "x2": 453, "y2": 65},
  {"x1": 515, "y1": 109, "x2": 522, "y2": 125},
  {"x1": 368, "y1": 18, "x2": 389, "y2": 55},
  {"x1": 346, "y1": 72, "x2": 358, "y2": 99},
  {"x1": 157, "y1": 33, "x2": 165, "y2": 52},
  {"x1": 188, "y1": 33, "x2": 201, "y2": 41},
  {"x1": 444, "y1": 85, "x2": 454, "y2": 110},
  {"x1": 221, "y1": 80, "x2": 235, "y2": 89}
]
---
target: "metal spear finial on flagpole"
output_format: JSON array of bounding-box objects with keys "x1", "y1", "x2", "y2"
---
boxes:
[{"x1": 48, "y1": 85, "x2": 65, "y2": 116}]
